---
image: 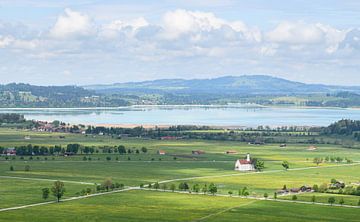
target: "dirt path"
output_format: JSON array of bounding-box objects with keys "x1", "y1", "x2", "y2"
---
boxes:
[
  {"x1": 1, "y1": 163, "x2": 359, "y2": 213},
  {"x1": 0, "y1": 175, "x2": 96, "y2": 185},
  {"x1": 156, "y1": 162, "x2": 360, "y2": 184}
]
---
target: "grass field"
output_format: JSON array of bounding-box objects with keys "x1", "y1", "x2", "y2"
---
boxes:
[
  {"x1": 0, "y1": 191, "x2": 359, "y2": 222},
  {"x1": 0, "y1": 128, "x2": 359, "y2": 221}
]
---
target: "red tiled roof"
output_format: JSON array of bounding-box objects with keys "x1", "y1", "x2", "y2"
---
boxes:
[{"x1": 238, "y1": 159, "x2": 252, "y2": 164}]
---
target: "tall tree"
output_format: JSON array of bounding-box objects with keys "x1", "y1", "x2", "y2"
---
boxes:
[{"x1": 51, "y1": 181, "x2": 65, "y2": 202}]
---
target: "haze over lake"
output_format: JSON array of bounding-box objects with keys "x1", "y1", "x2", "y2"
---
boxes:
[{"x1": 1, "y1": 106, "x2": 360, "y2": 127}]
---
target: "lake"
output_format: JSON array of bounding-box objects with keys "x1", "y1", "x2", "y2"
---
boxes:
[{"x1": 1, "y1": 105, "x2": 360, "y2": 127}]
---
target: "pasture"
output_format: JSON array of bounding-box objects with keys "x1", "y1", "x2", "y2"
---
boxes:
[{"x1": 0, "y1": 128, "x2": 359, "y2": 221}]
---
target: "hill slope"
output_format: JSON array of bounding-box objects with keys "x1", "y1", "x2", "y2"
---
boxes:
[{"x1": 85, "y1": 75, "x2": 360, "y2": 95}]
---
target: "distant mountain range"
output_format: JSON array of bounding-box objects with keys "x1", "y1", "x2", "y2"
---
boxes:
[
  {"x1": 84, "y1": 75, "x2": 360, "y2": 95},
  {"x1": 1, "y1": 75, "x2": 360, "y2": 108}
]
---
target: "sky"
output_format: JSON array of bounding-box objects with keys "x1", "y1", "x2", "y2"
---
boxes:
[{"x1": 0, "y1": 0, "x2": 360, "y2": 86}]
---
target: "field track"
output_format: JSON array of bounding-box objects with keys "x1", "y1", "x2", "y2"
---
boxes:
[{"x1": 1, "y1": 163, "x2": 359, "y2": 212}]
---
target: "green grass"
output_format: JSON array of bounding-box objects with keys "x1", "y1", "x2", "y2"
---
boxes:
[
  {"x1": 0, "y1": 178, "x2": 90, "y2": 208},
  {"x1": 280, "y1": 192, "x2": 360, "y2": 206},
  {"x1": 0, "y1": 191, "x2": 359, "y2": 222},
  {"x1": 0, "y1": 128, "x2": 359, "y2": 221}
]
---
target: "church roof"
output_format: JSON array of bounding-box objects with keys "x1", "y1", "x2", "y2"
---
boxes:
[{"x1": 238, "y1": 159, "x2": 253, "y2": 164}]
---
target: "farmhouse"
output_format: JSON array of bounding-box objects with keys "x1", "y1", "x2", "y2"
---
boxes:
[
  {"x1": 234, "y1": 153, "x2": 255, "y2": 171},
  {"x1": 157, "y1": 150, "x2": 166, "y2": 155}
]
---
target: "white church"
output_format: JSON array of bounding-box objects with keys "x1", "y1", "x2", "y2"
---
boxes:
[{"x1": 234, "y1": 153, "x2": 255, "y2": 171}]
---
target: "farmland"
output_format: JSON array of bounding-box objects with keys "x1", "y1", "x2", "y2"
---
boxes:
[{"x1": 0, "y1": 128, "x2": 359, "y2": 221}]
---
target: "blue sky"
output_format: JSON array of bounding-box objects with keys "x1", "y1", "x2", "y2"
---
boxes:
[{"x1": 0, "y1": 0, "x2": 360, "y2": 85}]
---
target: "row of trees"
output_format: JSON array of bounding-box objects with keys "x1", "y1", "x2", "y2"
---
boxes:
[
  {"x1": 313, "y1": 156, "x2": 352, "y2": 166},
  {"x1": 1, "y1": 144, "x2": 148, "y2": 156},
  {"x1": 145, "y1": 182, "x2": 219, "y2": 195}
]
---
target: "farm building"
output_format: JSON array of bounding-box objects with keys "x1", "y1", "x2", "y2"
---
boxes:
[
  {"x1": 3, "y1": 148, "x2": 16, "y2": 156},
  {"x1": 192, "y1": 150, "x2": 205, "y2": 155},
  {"x1": 226, "y1": 150, "x2": 238, "y2": 154},
  {"x1": 234, "y1": 153, "x2": 255, "y2": 171},
  {"x1": 157, "y1": 150, "x2": 166, "y2": 155}
]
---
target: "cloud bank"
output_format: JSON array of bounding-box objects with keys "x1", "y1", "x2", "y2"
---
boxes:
[{"x1": 0, "y1": 8, "x2": 359, "y2": 85}]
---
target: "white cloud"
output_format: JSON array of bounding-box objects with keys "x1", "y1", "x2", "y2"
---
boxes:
[
  {"x1": 1, "y1": 8, "x2": 360, "y2": 85},
  {"x1": 49, "y1": 8, "x2": 94, "y2": 39},
  {"x1": 0, "y1": 35, "x2": 14, "y2": 48},
  {"x1": 266, "y1": 21, "x2": 326, "y2": 44},
  {"x1": 99, "y1": 17, "x2": 149, "y2": 39},
  {"x1": 160, "y1": 9, "x2": 261, "y2": 42}
]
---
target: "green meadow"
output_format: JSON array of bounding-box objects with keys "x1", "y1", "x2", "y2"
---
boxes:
[
  {"x1": 0, "y1": 128, "x2": 359, "y2": 221},
  {"x1": 0, "y1": 191, "x2": 359, "y2": 222}
]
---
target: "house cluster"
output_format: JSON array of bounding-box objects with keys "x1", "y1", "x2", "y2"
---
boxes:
[
  {"x1": 330, "y1": 180, "x2": 345, "y2": 189},
  {"x1": 160, "y1": 136, "x2": 179, "y2": 140},
  {"x1": 277, "y1": 185, "x2": 313, "y2": 195},
  {"x1": 1, "y1": 148, "x2": 16, "y2": 156},
  {"x1": 34, "y1": 121, "x2": 67, "y2": 133},
  {"x1": 234, "y1": 153, "x2": 255, "y2": 171}
]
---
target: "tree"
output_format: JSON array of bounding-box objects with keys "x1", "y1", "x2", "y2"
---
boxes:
[
  {"x1": 42, "y1": 188, "x2": 50, "y2": 200},
  {"x1": 328, "y1": 197, "x2": 336, "y2": 205},
  {"x1": 292, "y1": 195, "x2": 297, "y2": 201},
  {"x1": 192, "y1": 184, "x2": 200, "y2": 193},
  {"x1": 170, "y1": 184, "x2": 176, "y2": 192},
  {"x1": 228, "y1": 191, "x2": 233, "y2": 196},
  {"x1": 319, "y1": 183, "x2": 328, "y2": 193},
  {"x1": 273, "y1": 192, "x2": 277, "y2": 199},
  {"x1": 202, "y1": 184, "x2": 208, "y2": 194},
  {"x1": 10, "y1": 166, "x2": 14, "y2": 171},
  {"x1": 25, "y1": 165, "x2": 30, "y2": 172},
  {"x1": 339, "y1": 198, "x2": 345, "y2": 206},
  {"x1": 102, "y1": 178, "x2": 113, "y2": 192},
  {"x1": 254, "y1": 159, "x2": 265, "y2": 171},
  {"x1": 239, "y1": 187, "x2": 249, "y2": 197},
  {"x1": 263, "y1": 193, "x2": 268, "y2": 199},
  {"x1": 178, "y1": 182, "x2": 189, "y2": 191},
  {"x1": 118, "y1": 145, "x2": 126, "y2": 154},
  {"x1": 153, "y1": 182, "x2": 160, "y2": 190},
  {"x1": 281, "y1": 161, "x2": 290, "y2": 170},
  {"x1": 312, "y1": 184, "x2": 319, "y2": 192},
  {"x1": 311, "y1": 195, "x2": 316, "y2": 203},
  {"x1": 141, "y1": 147, "x2": 148, "y2": 153},
  {"x1": 358, "y1": 199, "x2": 360, "y2": 206},
  {"x1": 209, "y1": 183, "x2": 217, "y2": 195},
  {"x1": 313, "y1": 157, "x2": 322, "y2": 166},
  {"x1": 51, "y1": 181, "x2": 65, "y2": 202}
]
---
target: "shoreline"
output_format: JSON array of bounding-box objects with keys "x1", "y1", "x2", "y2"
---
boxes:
[{"x1": 0, "y1": 104, "x2": 359, "y2": 110}]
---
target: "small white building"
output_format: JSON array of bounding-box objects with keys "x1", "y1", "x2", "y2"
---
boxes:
[{"x1": 234, "y1": 153, "x2": 255, "y2": 171}]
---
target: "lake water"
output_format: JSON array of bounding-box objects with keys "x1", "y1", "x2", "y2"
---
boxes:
[{"x1": 1, "y1": 105, "x2": 360, "y2": 127}]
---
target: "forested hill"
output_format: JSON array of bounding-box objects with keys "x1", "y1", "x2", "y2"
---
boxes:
[
  {"x1": 0, "y1": 83, "x2": 129, "y2": 108},
  {"x1": 85, "y1": 75, "x2": 360, "y2": 95},
  {"x1": 1, "y1": 76, "x2": 360, "y2": 107}
]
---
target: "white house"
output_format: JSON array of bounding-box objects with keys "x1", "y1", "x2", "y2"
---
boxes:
[{"x1": 234, "y1": 153, "x2": 255, "y2": 171}]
